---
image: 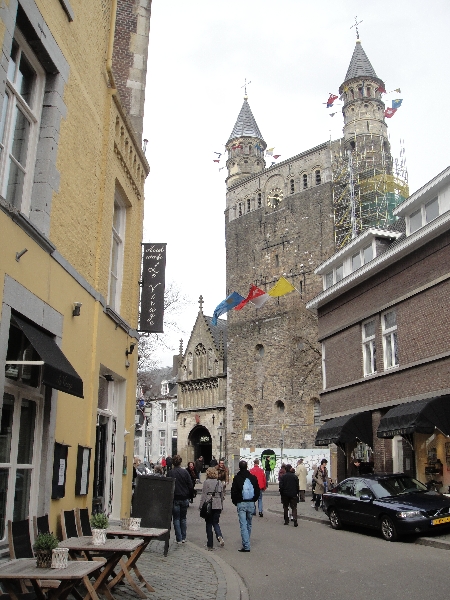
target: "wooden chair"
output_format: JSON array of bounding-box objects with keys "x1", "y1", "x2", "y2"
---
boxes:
[
  {"x1": 61, "y1": 510, "x2": 79, "y2": 540},
  {"x1": 75, "y1": 508, "x2": 92, "y2": 537},
  {"x1": 32, "y1": 515, "x2": 50, "y2": 539}
]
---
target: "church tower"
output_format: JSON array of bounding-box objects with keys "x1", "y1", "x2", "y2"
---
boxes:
[{"x1": 226, "y1": 94, "x2": 266, "y2": 188}]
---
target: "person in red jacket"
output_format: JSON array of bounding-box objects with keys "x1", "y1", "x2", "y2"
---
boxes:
[{"x1": 250, "y1": 458, "x2": 267, "y2": 517}]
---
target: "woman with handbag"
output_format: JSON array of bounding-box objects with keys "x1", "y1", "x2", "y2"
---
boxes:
[
  {"x1": 187, "y1": 462, "x2": 198, "y2": 503},
  {"x1": 199, "y1": 467, "x2": 225, "y2": 550}
]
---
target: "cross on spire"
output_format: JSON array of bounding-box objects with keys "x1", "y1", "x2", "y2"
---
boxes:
[
  {"x1": 241, "y1": 78, "x2": 252, "y2": 99},
  {"x1": 350, "y1": 16, "x2": 363, "y2": 40},
  {"x1": 198, "y1": 295, "x2": 204, "y2": 312}
]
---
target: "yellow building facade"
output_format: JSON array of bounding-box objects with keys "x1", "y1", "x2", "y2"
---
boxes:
[{"x1": 0, "y1": 0, "x2": 151, "y2": 546}]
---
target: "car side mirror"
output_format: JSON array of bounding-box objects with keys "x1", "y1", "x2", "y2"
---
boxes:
[{"x1": 360, "y1": 494, "x2": 372, "y2": 502}]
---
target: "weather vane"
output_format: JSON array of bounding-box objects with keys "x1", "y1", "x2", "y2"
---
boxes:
[
  {"x1": 241, "y1": 78, "x2": 252, "y2": 98},
  {"x1": 350, "y1": 16, "x2": 363, "y2": 40}
]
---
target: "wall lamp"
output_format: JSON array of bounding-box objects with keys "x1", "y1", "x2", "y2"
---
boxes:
[
  {"x1": 16, "y1": 248, "x2": 28, "y2": 262},
  {"x1": 72, "y1": 302, "x2": 82, "y2": 317},
  {"x1": 126, "y1": 343, "x2": 136, "y2": 357}
]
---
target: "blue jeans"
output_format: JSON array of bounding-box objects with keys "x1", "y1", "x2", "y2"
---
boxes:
[
  {"x1": 172, "y1": 499, "x2": 189, "y2": 542},
  {"x1": 205, "y1": 509, "x2": 223, "y2": 548},
  {"x1": 237, "y1": 501, "x2": 254, "y2": 550},
  {"x1": 252, "y1": 491, "x2": 263, "y2": 515}
]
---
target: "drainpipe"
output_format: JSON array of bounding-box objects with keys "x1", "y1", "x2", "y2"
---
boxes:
[{"x1": 106, "y1": 0, "x2": 118, "y2": 91}]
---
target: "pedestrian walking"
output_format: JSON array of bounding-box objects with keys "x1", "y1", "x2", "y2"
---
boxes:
[
  {"x1": 209, "y1": 455, "x2": 218, "y2": 467},
  {"x1": 187, "y1": 461, "x2": 198, "y2": 503},
  {"x1": 295, "y1": 459, "x2": 307, "y2": 502},
  {"x1": 250, "y1": 458, "x2": 267, "y2": 517},
  {"x1": 348, "y1": 458, "x2": 361, "y2": 477},
  {"x1": 264, "y1": 456, "x2": 271, "y2": 485},
  {"x1": 278, "y1": 463, "x2": 286, "y2": 481},
  {"x1": 279, "y1": 464, "x2": 299, "y2": 526},
  {"x1": 195, "y1": 456, "x2": 204, "y2": 481},
  {"x1": 161, "y1": 456, "x2": 166, "y2": 475},
  {"x1": 166, "y1": 455, "x2": 173, "y2": 473},
  {"x1": 230, "y1": 460, "x2": 260, "y2": 552},
  {"x1": 215, "y1": 459, "x2": 229, "y2": 494},
  {"x1": 199, "y1": 467, "x2": 225, "y2": 551},
  {"x1": 313, "y1": 459, "x2": 329, "y2": 511},
  {"x1": 166, "y1": 455, "x2": 193, "y2": 543}
]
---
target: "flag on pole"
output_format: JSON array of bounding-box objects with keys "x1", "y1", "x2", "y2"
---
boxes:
[
  {"x1": 393, "y1": 88, "x2": 401, "y2": 93},
  {"x1": 326, "y1": 94, "x2": 338, "y2": 108},
  {"x1": 251, "y1": 293, "x2": 269, "y2": 308},
  {"x1": 235, "y1": 285, "x2": 267, "y2": 310},
  {"x1": 392, "y1": 99, "x2": 403, "y2": 109},
  {"x1": 375, "y1": 84, "x2": 386, "y2": 94},
  {"x1": 268, "y1": 276, "x2": 296, "y2": 297},
  {"x1": 384, "y1": 107, "x2": 397, "y2": 118},
  {"x1": 329, "y1": 112, "x2": 336, "y2": 117},
  {"x1": 211, "y1": 292, "x2": 245, "y2": 325},
  {"x1": 266, "y1": 148, "x2": 275, "y2": 156},
  {"x1": 213, "y1": 159, "x2": 220, "y2": 163},
  {"x1": 273, "y1": 155, "x2": 281, "y2": 159}
]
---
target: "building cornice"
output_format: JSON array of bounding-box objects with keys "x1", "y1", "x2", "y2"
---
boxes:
[{"x1": 394, "y1": 165, "x2": 450, "y2": 216}]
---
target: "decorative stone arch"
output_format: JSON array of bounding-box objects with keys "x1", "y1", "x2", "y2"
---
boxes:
[
  {"x1": 312, "y1": 166, "x2": 322, "y2": 186},
  {"x1": 275, "y1": 400, "x2": 285, "y2": 414},
  {"x1": 300, "y1": 171, "x2": 308, "y2": 189},
  {"x1": 194, "y1": 343, "x2": 207, "y2": 378},
  {"x1": 243, "y1": 404, "x2": 254, "y2": 431},
  {"x1": 188, "y1": 425, "x2": 212, "y2": 465}
]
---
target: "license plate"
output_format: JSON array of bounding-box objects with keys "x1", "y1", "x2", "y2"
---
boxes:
[{"x1": 431, "y1": 516, "x2": 450, "y2": 525}]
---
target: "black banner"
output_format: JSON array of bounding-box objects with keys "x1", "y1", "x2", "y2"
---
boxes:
[{"x1": 139, "y1": 243, "x2": 166, "y2": 332}]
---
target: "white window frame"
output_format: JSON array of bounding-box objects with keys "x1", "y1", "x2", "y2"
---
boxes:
[
  {"x1": 382, "y1": 310, "x2": 399, "y2": 370},
  {"x1": 108, "y1": 189, "x2": 126, "y2": 312},
  {"x1": 321, "y1": 342, "x2": 326, "y2": 389},
  {"x1": 160, "y1": 403, "x2": 167, "y2": 423},
  {"x1": 172, "y1": 402, "x2": 177, "y2": 422},
  {"x1": 362, "y1": 319, "x2": 377, "y2": 376},
  {"x1": 159, "y1": 430, "x2": 166, "y2": 457},
  {"x1": 0, "y1": 29, "x2": 45, "y2": 214},
  {"x1": 407, "y1": 197, "x2": 440, "y2": 235}
]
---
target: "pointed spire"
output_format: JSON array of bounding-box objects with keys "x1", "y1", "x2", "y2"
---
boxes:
[
  {"x1": 227, "y1": 98, "x2": 264, "y2": 144},
  {"x1": 344, "y1": 41, "x2": 378, "y2": 82},
  {"x1": 179, "y1": 339, "x2": 183, "y2": 355},
  {"x1": 198, "y1": 295, "x2": 204, "y2": 312}
]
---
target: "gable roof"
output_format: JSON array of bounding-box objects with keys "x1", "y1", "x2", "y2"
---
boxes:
[
  {"x1": 182, "y1": 311, "x2": 228, "y2": 368},
  {"x1": 228, "y1": 98, "x2": 264, "y2": 143},
  {"x1": 344, "y1": 40, "x2": 378, "y2": 81}
]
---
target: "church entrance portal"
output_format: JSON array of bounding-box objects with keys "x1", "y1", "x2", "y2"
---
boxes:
[{"x1": 189, "y1": 425, "x2": 212, "y2": 467}]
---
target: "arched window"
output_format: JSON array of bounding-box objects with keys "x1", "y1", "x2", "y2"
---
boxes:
[
  {"x1": 315, "y1": 170, "x2": 321, "y2": 185},
  {"x1": 244, "y1": 404, "x2": 254, "y2": 431},
  {"x1": 366, "y1": 86, "x2": 372, "y2": 97},
  {"x1": 257, "y1": 192, "x2": 262, "y2": 208},
  {"x1": 358, "y1": 86, "x2": 363, "y2": 97},
  {"x1": 255, "y1": 344, "x2": 264, "y2": 358},
  {"x1": 350, "y1": 88, "x2": 354, "y2": 99},
  {"x1": 290, "y1": 179, "x2": 295, "y2": 194},
  {"x1": 238, "y1": 203, "x2": 242, "y2": 216},
  {"x1": 195, "y1": 344, "x2": 206, "y2": 377},
  {"x1": 247, "y1": 198, "x2": 251, "y2": 212},
  {"x1": 276, "y1": 400, "x2": 285, "y2": 413},
  {"x1": 313, "y1": 399, "x2": 321, "y2": 425},
  {"x1": 187, "y1": 352, "x2": 193, "y2": 376},
  {"x1": 302, "y1": 174, "x2": 308, "y2": 189},
  {"x1": 248, "y1": 144, "x2": 252, "y2": 154}
]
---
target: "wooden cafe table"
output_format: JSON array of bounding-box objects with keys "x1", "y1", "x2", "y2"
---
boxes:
[
  {"x1": 105, "y1": 526, "x2": 168, "y2": 597},
  {"x1": 58, "y1": 536, "x2": 143, "y2": 600},
  {"x1": 0, "y1": 558, "x2": 102, "y2": 600}
]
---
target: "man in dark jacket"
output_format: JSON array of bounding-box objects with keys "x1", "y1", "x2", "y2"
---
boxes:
[
  {"x1": 279, "y1": 464, "x2": 299, "y2": 526},
  {"x1": 166, "y1": 455, "x2": 173, "y2": 472},
  {"x1": 195, "y1": 456, "x2": 204, "y2": 481},
  {"x1": 166, "y1": 455, "x2": 193, "y2": 543},
  {"x1": 230, "y1": 460, "x2": 260, "y2": 552}
]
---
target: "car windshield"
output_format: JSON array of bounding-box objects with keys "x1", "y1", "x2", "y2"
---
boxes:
[{"x1": 370, "y1": 476, "x2": 428, "y2": 498}]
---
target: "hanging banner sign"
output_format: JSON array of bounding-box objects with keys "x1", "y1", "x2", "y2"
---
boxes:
[{"x1": 139, "y1": 243, "x2": 166, "y2": 332}]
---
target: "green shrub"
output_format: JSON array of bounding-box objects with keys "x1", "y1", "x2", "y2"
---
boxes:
[
  {"x1": 34, "y1": 532, "x2": 59, "y2": 551},
  {"x1": 90, "y1": 512, "x2": 109, "y2": 529}
]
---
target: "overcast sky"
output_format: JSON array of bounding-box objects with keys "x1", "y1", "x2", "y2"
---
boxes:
[{"x1": 142, "y1": 0, "x2": 450, "y2": 367}]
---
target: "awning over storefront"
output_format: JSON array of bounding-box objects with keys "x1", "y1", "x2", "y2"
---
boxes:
[
  {"x1": 14, "y1": 316, "x2": 84, "y2": 398},
  {"x1": 377, "y1": 396, "x2": 450, "y2": 439},
  {"x1": 315, "y1": 411, "x2": 373, "y2": 449}
]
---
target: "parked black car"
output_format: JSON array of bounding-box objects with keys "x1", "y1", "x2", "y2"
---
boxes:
[{"x1": 323, "y1": 473, "x2": 450, "y2": 541}]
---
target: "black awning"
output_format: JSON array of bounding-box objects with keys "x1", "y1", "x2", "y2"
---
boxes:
[
  {"x1": 14, "y1": 316, "x2": 84, "y2": 398},
  {"x1": 377, "y1": 396, "x2": 450, "y2": 439},
  {"x1": 315, "y1": 411, "x2": 373, "y2": 448}
]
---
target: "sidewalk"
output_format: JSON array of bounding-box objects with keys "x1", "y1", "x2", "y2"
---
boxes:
[{"x1": 266, "y1": 483, "x2": 450, "y2": 550}]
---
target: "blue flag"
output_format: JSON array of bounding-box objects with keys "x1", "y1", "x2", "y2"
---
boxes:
[
  {"x1": 211, "y1": 292, "x2": 245, "y2": 325},
  {"x1": 392, "y1": 99, "x2": 403, "y2": 109}
]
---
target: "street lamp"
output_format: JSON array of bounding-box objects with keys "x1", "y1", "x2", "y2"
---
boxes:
[{"x1": 217, "y1": 422, "x2": 225, "y2": 459}]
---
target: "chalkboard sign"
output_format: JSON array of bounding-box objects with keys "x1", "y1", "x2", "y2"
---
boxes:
[
  {"x1": 75, "y1": 445, "x2": 91, "y2": 495},
  {"x1": 132, "y1": 475, "x2": 175, "y2": 556},
  {"x1": 52, "y1": 442, "x2": 69, "y2": 499}
]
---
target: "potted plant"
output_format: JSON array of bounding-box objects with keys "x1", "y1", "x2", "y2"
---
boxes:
[
  {"x1": 90, "y1": 512, "x2": 109, "y2": 546},
  {"x1": 34, "y1": 532, "x2": 59, "y2": 568}
]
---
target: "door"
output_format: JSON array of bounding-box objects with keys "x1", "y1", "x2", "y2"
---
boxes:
[
  {"x1": 351, "y1": 479, "x2": 378, "y2": 527},
  {"x1": 332, "y1": 479, "x2": 356, "y2": 523}
]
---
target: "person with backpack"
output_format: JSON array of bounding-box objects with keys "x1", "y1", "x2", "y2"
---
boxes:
[{"x1": 230, "y1": 460, "x2": 260, "y2": 552}]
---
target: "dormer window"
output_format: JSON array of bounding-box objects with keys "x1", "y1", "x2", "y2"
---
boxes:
[
  {"x1": 324, "y1": 263, "x2": 344, "y2": 289},
  {"x1": 363, "y1": 244, "x2": 373, "y2": 263},
  {"x1": 425, "y1": 197, "x2": 439, "y2": 223},
  {"x1": 408, "y1": 196, "x2": 440, "y2": 235},
  {"x1": 352, "y1": 252, "x2": 361, "y2": 271},
  {"x1": 409, "y1": 209, "x2": 421, "y2": 234},
  {"x1": 161, "y1": 381, "x2": 169, "y2": 396}
]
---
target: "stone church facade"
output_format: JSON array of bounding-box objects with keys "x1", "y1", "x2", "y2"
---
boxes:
[{"x1": 224, "y1": 39, "x2": 402, "y2": 464}]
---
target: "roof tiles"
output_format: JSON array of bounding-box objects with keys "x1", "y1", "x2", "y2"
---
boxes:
[
  {"x1": 228, "y1": 99, "x2": 264, "y2": 143},
  {"x1": 344, "y1": 41, "x2": 378, "y2": 81}
]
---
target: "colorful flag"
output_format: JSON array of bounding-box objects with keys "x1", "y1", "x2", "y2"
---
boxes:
[
  {"x1": 268, "y1": 276, "x2": 296, "y2": 298},
  {"x1": 273, "y1": 155, "x2": 281, "y2": 159},
  {"x1": 266, "y1": 148, "x2": 274, "y2": 156},
  {"x1": 211, "y1": 292, "x2": 245, "y2": 325},
  {"x1": 236, "y1": 144, "x2": 243, "y2": 149},
  {"x1": 326, "y1": 94, "x2": 338, "y2": 108},
  {"x1": 384, "y1": 107, "x2": 397, "y2": 118},
  {"x1": 375, "y1": 84, "x2": 386, "y2": 94},
  {"x1": 213, "y1": 159, "x2": 220, "y2": 163},
  {"x1": 329, "y1": 112, "x2": 336, "y2": 117},
  {"x1": 392, "y1": 99, "x2": 403, "y2": 109},
  {"x1": 393, "y1": 88, "x2": 401, "y2": 93},
  {"x1": 235, "y1": 285, "x2": 267, "y2": 310},
  {"x1": 251, "y1": 293, "x2": 269, "y2": 308}
]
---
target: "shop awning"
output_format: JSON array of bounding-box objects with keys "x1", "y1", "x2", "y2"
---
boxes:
[
  {"x1": 13, "y1": 316, "x2": 84, "y2": 398},
  {"x1": 377, "y1": 396, "x2": 450, "y2": 439},
  {"x1": 315, "y1": 411, "x2": 373, "y2": 449}
]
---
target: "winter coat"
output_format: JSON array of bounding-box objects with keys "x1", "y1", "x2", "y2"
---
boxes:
[
  {"x1": 313, "y1": 466, "x2": 329, "y2": 495},
  {"x1": 199, "y1": 479, "x2": 224, "y2": 511},
  {"x1": 216, "y1": 465, "x2": 229, "y2": 483},
  {"x1": 295, "y1": 464, "x2": 307, "y2": 490},
  {"x1": 166, "y1": 466, "x2": 193, "y2": 500},
  {"x1": 195, "y1": 459, "x2": 204, "y2": 474},
  {"x1": 279, "y1": 471, "x2": 299, "y2": 499},
  {"x1": 230, "y1": 470, "x2": 260, "y2": 505},
  {"x1": 249, "y1": 465, "x2": 267, "y2": 491}
]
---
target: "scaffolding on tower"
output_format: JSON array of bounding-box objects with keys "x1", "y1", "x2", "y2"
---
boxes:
[{"x1": 331, "y1": 135, "x2": 409, "y2": 249}]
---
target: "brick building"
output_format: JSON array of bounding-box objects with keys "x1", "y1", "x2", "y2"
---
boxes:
[
  {"x1": 0, "y1": 0, "x2": 151, "y2": 541},
  {"x1": 307, "y1": 166, "x2": 450, "y2": 488},
  {"x1": 223, "y1": 39, "x2": 405, "y2": 473}
]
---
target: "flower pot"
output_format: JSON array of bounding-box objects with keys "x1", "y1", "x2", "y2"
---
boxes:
[
  {"x1": 91, "y1": 528, "x2": 107, "y2": 546},
  {"x1": 121, "y1": 518, "x2": 131, "y2": 530},
  {"x1": 51, "y1": 548, "x2": 69, "y2": 569},
  {"x1": 129, "y1": 518, "x2": 141, "y2": 531},
  {"x1": 35, "y1": 549, "x2": 53, "y2": 569}
]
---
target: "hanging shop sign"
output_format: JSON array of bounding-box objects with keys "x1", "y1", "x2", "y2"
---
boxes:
[{"x1": 139, "y1": 243, "x2": 166, "y2": 333}]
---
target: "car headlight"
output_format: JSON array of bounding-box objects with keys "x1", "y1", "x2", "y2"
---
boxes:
[{"x1": 396, "y1": 510, "x2": 424, "y2": 519}]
